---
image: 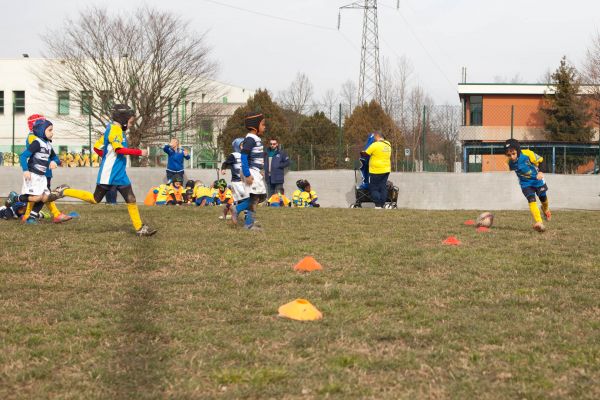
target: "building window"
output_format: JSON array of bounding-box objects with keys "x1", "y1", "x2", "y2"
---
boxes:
[
  {"x1": 469, "y1": 95, "x2": 482, "y2": 126},
  {"x1": 222, "y1": 96, "x2": 228, "y2": 104},
  {"x1": 0, "y1": 91, "x2": 4, "y2": 114},
  {"x1": 58, "y1": 91, "x2": 70, "y2": 115},
  {"x1": 81, "y1": 91, "x2": 93, "y2": 115},
  {"x1": 13, "y1": 91, "x2": 25, "y2": 114}
]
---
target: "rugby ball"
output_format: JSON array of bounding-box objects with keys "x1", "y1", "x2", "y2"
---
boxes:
[{"x1": 476, "y1": 212, "x2": 494, "y2": 228}]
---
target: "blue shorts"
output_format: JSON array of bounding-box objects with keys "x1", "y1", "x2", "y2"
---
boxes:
[
  {"x1": 195, "y1": 196, "x2": 213, "y2": 206},
  {"x1": 522, "y1": 184, "x2": 548, "y2": 202}
]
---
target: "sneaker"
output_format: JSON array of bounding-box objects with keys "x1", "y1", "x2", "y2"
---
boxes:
[
  {"x1": 53, "y1": 213, "x2": 73, "y2": 223},
  {"x1": 25, "y1": 217, "x2": 38, "y2": 225},
  {"x1": 39, "y1": 211, "x2": 51, "y2": 220},
  {"x1": 6, "y1": 191, "x2": 19, "y2": 207},
  {"x1": 542, "y1": 209, "x2": 552, "y2": 221},
  {"x1": 533, "y1": 222, "x2": 546, "y2": 232},
  {"x1": 52, "y1": 184, "x2": 70, "y2": 199},
  {"x1": 136, "y1": 224, "x2": 158, "y2": 237}
]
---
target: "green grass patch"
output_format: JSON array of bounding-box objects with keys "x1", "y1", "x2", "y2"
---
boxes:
[{"x1": 0, "y1": 205, "x2": 599, "y2": 399}]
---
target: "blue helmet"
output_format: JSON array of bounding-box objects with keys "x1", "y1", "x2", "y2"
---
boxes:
[{"x1": 32, "y1": 119, "x2": 53, "y2": 141}]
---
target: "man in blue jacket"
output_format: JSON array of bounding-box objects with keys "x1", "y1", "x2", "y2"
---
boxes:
[
  {"x1": 263, "y1": 137, "x2": 290, "y2": 197},
  {"x1": 163, "y1": 138, "x2": 190, "y2": 181}
]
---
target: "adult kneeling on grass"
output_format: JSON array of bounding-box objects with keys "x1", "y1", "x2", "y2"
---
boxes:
[{"x1": 362, "y1": 131, "x2": 391, "y2": 209}]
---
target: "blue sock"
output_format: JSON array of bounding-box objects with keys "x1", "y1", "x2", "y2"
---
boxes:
[
  {"x1": 236, "y1": 198, "x2": 249, "y2": 217},
  {"x1": 245, "y1": 210, "x2": 255, "y2": 228}
]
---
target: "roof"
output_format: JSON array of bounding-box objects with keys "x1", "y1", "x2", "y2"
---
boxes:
[{"x1": 458, "y1": 83, "x2": 554, "y2": 95}]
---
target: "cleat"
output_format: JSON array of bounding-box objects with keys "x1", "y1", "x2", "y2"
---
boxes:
[
  {"x1": 6, "y1": 191, "x2": 19, "y2": 207},
  {"x1": 53, "y1": 213, "x2": 73, "y2": 223},
  {"x1": 533, "y1": 222, "x2": 546, "y2": 232},
  {"x1": 25, "y1": 217, "x2": 38, "y2": 225},
  {"x1": 39, "y1": 211, "x2": 51, "y2": 220},
  {"x1": 52, "y1": 184, "x2": 70, "y2": 199},
  {"x1": 136, "y1": 224, "x2": 157, "y2": 237},
  {"x1": 542, "y1": 210, "x2": 552, "y2": 221}
]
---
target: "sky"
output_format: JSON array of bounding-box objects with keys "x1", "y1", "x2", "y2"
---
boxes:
[{"x1": 2, "y1": 0, "x2": 600, "y2": 105}]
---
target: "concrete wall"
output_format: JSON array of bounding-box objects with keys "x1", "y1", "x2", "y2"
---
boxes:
[{"x1": 1, "y1": 167, "x2": 599, "y2": 210}]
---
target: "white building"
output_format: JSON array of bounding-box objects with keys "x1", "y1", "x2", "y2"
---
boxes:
[{"x1": 0, "y1": 58, "x2": 254, "y2": 166}]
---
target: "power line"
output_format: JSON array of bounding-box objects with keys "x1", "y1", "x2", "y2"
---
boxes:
[{"x1": 199, "y1": 0, "x2": 336, "y2": 31}]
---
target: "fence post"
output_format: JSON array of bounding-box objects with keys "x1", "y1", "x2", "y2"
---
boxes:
[
  {"x1": 552, "y1": 145, "x2": 556, "y2": 174},
  {"x1": 510, "y1": 105, "x2": 514, "y2": 139},
  {"x1": 421, "y1": 105, "x2": 426, "y2": 172},
  {"x1": 463, "y1": 145, "x2": 468, "y2": 173},
  {"x1": 11, "y1": 101, "x2": 15, "y2": 166}
]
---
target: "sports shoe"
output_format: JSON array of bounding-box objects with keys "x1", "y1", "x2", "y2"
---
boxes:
[
  {"x1": 533, "y1": 222, "x2": 546, "y2": 232},
  {"x1": 136, "y1": 224, "x2": 158, "y2": 237},
  {"x1": 39, "y1": 211, "x2": 51, "y2": 220},
  {"x1": 25, "y1": 217, "x2": 38, "y2": 225},
  {"x1": 542, "y1": 209, "x2": 552, "y2": 221},
  {"x1": 6, "y1": 191, "x2": 19, "y2": 207},
  {"x1": 53, "y1": 213, "x2": 73, "y2": 223},
  {"x1": 52, "y1": 184, "x2": 70, "y2": 199}
]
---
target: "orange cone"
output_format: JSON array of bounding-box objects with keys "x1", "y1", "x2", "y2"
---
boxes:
[
  {"x1": 476, "y1": 226, "x2": 490, "y2": 232},
  {"x1": 293, "y1": 256, "x2": 323, "y2": 272},
  {"x1": 464, "y1": 219, "x2": 475, "y2": 226},
  {"x1": 278, "y1": 299, "x2": 322, "y2": 321},
  {"x1": 442, "y1": 236, "x2": 461, "y2": 245}
]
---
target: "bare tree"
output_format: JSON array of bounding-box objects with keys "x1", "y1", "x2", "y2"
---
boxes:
[
  {"x1": 493, "y1": 73, "x2": 525, "y2": 83},
  {"x1": 278, "y1": 72, "x2": 314, "y2": 114},
  {"x1": 339, "y1": 79, "x2": 357, "y2": 117},
  {"x1": 321, "y1": 89, "x2": 338, "y2": 122},
  {"x1": 582, "y1": 31, "x2": 600, "y2": 129},
  {"x1": 39, "y1": 6, "x2": 218, "y2": 148},
  {"x1": 393, "y1": 55, "x2": 413, "y2": 133},
  {"x1": 379, "y1": 58, "x2": 395, "y2": 116}
]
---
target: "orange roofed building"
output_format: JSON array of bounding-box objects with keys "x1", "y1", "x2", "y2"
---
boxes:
[{"x1": 457, "y1": 83, "x2": 599, "y2": 173}]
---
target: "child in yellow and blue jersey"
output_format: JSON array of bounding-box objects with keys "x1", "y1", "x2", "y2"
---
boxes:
[
  {"x1": 504, "y1": 139, "x2": 551, "y2": 232},
  {"x1": 154, "y1": 183, "x2": 174, "y2": 205},
  {"x1": 193, "y1": 181, "x2": 214, "y2": 206},
  {"x1": 292, "y1": 180, "x2": 320, "y2": 208},
  {"x1": 168, "y1": 175, "x2": 184, "y2": 205},
  {"x1": 53, "y1": 104, "x2": 157, "y2": 236}
]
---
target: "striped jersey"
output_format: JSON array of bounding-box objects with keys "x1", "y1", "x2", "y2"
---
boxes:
[
  {"x1": 24, "y1": 138, "x2": 56, "y2": 176},
  {"x1": 221, "y1": 151, "x2": 242, "y2": 182},
  {"x1": 95, "y1": 123, "x2": 130, "y2": 185},
  {"x1": 241, "y1": 133, "x2": 264, "y2": 171},
  {"x1": 26, "y1": 133, "x2": 59, "y2": 178}
]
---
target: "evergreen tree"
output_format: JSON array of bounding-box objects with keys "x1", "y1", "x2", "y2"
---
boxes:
[
  {"x1": 288, "y1": 111, "x2": 340, "y2": 169},
  {"x1": 542, "y1": 56, "x2": 593, "y2": 142},
  {"x1": 218, "y1": 89, "x2": 289, "y2": 154},
  {"x1": 343, "y1": 100, "x2": 402, "y2": 147}
]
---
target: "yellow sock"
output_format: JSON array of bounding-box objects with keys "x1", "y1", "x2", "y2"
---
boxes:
[
  {"x1": 126, "y1": 203, "x2": 143, "y2": 231},
  {"x1": 23, "y1": 202, "x2": 33, "y2": 220},
  {"x1": 541, "y1": 199, "x2": 549, "y2": 213},
  {"x1": 47, "y1": 201, "x2": 61, "y2": 218},
  {"x1": 63, "y1": 188, "x2": 97, "y2": 204},
  {"x1": 529, "y1": 202, "x2": 542, "y2": 223}
]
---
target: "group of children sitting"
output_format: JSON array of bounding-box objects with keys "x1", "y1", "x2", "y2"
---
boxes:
[{"x1": 143, "y1": 176, "x2": 320, "y2": 209}]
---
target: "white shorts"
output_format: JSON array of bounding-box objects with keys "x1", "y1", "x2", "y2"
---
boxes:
[
  {"x1": 230, "y1": 181, "x2": 248, "y2": 202},
  {"x1": 244, "y1": 169, "x2": 266, "y2": 195},
  {"x1": 22, "y1": 173, "x2": 50, "y2": 196}
]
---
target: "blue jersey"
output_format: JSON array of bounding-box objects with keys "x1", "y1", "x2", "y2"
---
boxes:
[
  {"x1": 163, "y1": 145, "x2": 190, "y2": 173},
  {"x1": 508, "y1": 149, "x2": 545, "y2": 188},
  {"x1": 25, "y1": 132, "x2": 59, "y2": 178},
  {"x1": 95, "y1": 123, "x2": 130, "y2": 185}
]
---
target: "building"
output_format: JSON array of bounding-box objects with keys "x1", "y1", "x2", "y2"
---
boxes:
[
  {"x1": 458, "y1": 83, "x2": 599, "y2": 173},
  {"x1": 0, "y1": 58, "x2": 254, "y2": 167}
]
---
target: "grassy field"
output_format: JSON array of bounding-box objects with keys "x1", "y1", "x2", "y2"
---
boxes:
[{"x1": 0, "y1": 205, "x2": 599, "y2": 399}]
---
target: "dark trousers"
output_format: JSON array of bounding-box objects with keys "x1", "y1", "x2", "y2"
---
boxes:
[
  {"x1": 369, "y1": 173, "x2": 389, "y2": 207},
  {"x1": 267, "y1": 181, "x2": 284, "y2": 197}
]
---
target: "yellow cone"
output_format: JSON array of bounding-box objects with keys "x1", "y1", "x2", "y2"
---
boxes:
[{"x1": 278, "y1": 299, "x2": 322, "y2": 321}]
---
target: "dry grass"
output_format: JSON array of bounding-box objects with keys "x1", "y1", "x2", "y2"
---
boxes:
[{"x1": 0, "y1": 205, "x2": 599, "y2": 399}]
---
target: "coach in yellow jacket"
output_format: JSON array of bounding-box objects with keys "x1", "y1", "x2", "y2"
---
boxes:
[{"x1": 362, "y1": 131, "x2": 392, "y2": 209}]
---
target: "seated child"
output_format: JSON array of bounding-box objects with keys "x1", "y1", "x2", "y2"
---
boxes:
[
  {"x1": 214, "y1": 179, "x2": 236, "y2": 222},
  {"x1": 153, "y1": 182, "x2": 174, "y2": 206},
  {"x1": 193, "y1": 181, "x2": 214, "y2": 206},
  {"x1": 292, "y1": 179, "x2": 320, "y2": 208},
  {"x1": 167, "y1": 175, "x2": 184, "y2": 205},
  {"x1": 183, "y1": 180, "x2": 195, "y2": 204},
  {"x1": 267, "y1": 189, "x2": 291, "y2": 207},
  {"x1": 0, "y1": 199, "x2": 27, "y2": 220}
]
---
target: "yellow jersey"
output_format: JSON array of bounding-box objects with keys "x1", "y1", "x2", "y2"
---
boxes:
[{"x1": 365, "y1": 140, "x2": 392, "y2": 174}]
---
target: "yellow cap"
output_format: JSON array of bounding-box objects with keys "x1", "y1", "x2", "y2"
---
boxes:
[{"x1": 278, "y1": 299, "x2": 323, "y2": 321}]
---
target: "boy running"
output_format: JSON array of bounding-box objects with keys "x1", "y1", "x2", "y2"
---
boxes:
[
  {"x1": 504, "y1": 139, "x2": 551, "y2": 232},
  {"x1": 54, "y1": 104, "x2": 157, "y2": 236},
  {"x1": 240, "y1": 113, "x2": 267, "y2": 230}
]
